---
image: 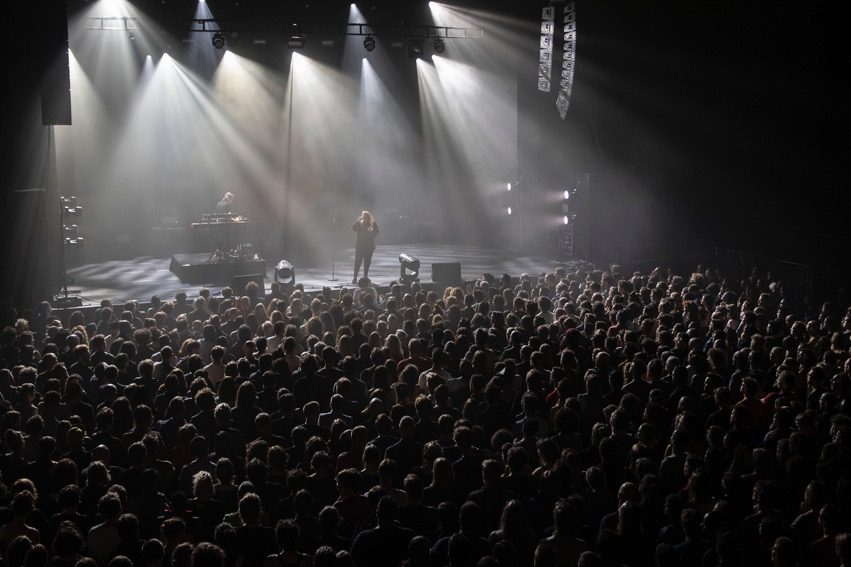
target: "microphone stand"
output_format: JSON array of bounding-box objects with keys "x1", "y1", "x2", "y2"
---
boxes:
[{"x1": 329, "y1": 217, "x2": 338, "y2": 282}]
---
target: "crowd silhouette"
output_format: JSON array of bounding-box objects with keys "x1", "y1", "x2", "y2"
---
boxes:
[{"x1": 0, "y1": 265, "x2": 849, "y2": 567}]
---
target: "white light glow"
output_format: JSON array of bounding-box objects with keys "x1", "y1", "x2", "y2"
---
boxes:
[
  {"x1": 98, "y1": 0, "x2": 129, "y2": 18},
  {"x1": 58, "y1": 0, "x2": 530, "y2": 262},
  {"x1": 563, "y1": 189, "x2": 569, "y2": 200},
  {"x1": 563, "y1": 215, "x2": 569, "y2": 225},
  {"x1": 187, "y1": 0, "x2": 222, "y2": 74},
  {"x1": 213, "y1": 51, "x2": 285, "y2": 154},
  {"x1": 430, "y1": 55, "x2": 518, "y2": 192}
]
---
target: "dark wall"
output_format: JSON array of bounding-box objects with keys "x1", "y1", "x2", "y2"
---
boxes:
[
  {"x1": 517, "y1": 0, "x2": 846, "y2": 266},
  {"x1": 0, "y1": 0, "x2": 68, "y2": 308}
]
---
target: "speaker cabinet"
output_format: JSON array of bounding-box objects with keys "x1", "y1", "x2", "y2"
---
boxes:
[{"x1": 431, "y1": 262, "x2": 462, "y2": 286}]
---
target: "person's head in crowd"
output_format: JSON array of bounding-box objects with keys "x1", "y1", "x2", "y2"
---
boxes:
[
  {"x1": 312, "y1": 547, "x2": 336, "y2": 567},
  {"x1": 771, "y1": 537, "x2": 799, "y2": 567},
  {"x1": 190, "y1": 543, "x2": 225, "y2": 567},
  {"x1": 834, "y1": 533, "x2": 851, "y2": 567},
  {"x1": 23, "y1": 544, "x2": 48, "y2": 567},
  {"x1": 141, "y1": 539, "x2": 165, "y2": 567},
  {"x1": 273, "y1": 519, "x2": 300, "y2": 554},
  {"x1": 533, "y1": 543, "x2": 557, "y2": 567},
  {"x1": 170, "y1": 543, "x2": 194, "y2": 567},
  {"x1": 161, "y1": 517, "x2": 187, "y2": 549}
]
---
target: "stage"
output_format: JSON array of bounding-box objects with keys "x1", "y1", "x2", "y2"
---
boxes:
[{"x1": 64, "y1": 243, "x2": 590, "y2": 306}]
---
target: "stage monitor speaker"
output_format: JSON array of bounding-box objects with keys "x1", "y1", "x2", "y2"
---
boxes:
[
  {"x1": 431, "y1": 262, "x2": 462, "y2": 286},
  {"x1": 231, "y1": 274, "x2": 265, "y2": 296}
]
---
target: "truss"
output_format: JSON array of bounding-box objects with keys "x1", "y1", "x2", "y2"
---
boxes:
[{"x1": 87, "y1": 18, "x2": 484, "y2": 39}]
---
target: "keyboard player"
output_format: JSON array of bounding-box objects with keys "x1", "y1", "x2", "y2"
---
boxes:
[{"x1": 216, "y1": 192, "x2": 235, "y2": 214}]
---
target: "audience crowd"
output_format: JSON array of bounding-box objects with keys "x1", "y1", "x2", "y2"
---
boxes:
[{"x1": 0, "y1": 265, "x2": 850, "y2": 567}]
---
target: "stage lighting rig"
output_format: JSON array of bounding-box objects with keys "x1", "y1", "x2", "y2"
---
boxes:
[
  {"x1": 62, "y1": 196, "x2": 82, "y2": 217},
  {"x1": 92, "y1": 17, "x2": 484, "y2": 64},
  {"x1": 503, "y1": 180, "x2": 520, "y2": 220},
  {"x1": 407, "y1": 39, "x2": 423, "y2": 59},
  {"x1": 275, "y1": 259, "x2": 296, "y2": 285},
  {"x1": 398, "y1": 253, "x2": 420, "y2": 283},
  {"x1": 64, "y1": 225, "x2": 84, "y2": 247},
  {"x1": 56, "y1": 194, "x2": 84, "y2": 308},
  {"x1": 561, "y1": 184, "x2": 577, "y2": 214},
  {"x1": 553, "y1": 173, "x2": 589, "y2": 259},
  {"x1": 211, "y1": 31, "x2": 225, "y2": 49}
]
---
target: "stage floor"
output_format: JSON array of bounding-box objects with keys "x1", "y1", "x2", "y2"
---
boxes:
[{"x1": 66, "y1": 243, "x2": 589, "y2": 306}]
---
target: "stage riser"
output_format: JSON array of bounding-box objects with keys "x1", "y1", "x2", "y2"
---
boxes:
[
  {"x1": 48, "y1": 280, "x2": 473, "y2": 323},
  {"x1": 169, "y1": 253, "x2": 267, "y2": 285}
]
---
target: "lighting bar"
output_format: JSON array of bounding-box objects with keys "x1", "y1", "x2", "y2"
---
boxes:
[
  {"x1": 85, "y1": 18, "x2": 484, "y2": 40},
  {"x1": 86, "y1": 17, "x2": 138, "y2": 30},
  {"x1": 188, "y1": 21, "x2": 483, "y2": 39}
]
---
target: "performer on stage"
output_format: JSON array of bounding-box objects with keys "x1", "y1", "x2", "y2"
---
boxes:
[
  {"x1": 217, "y1": 192, "x2": 235, "y2": 214},
  {"x1": 352, "y1": 210, "x2": 378, "y2": 284}
]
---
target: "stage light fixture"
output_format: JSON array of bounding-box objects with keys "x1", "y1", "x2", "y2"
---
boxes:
[
  {"x1": 563, "y1": 215, "x2": 569, "y2": 225},
  {"x1": 211, "y1": 32, "x2": 225, "y2": 49},
  {"x1": 288, "y1": 34, "x2": 305, "y2": 49},
  {"x1": 63, "y1": 225, "x2": 84, "y2": 247},
  {"x1": 363, "y1": 35, "x2": 376, "y2": 51},
  {"x1": 399, "y1": 253, "x2": 421, "y2": 283},
  {"x1": 433, "y1": 38, "x2": 445, "y2": 54},
  {"x1": 61, "y1": 196, "x2": 82, "y2": 217},
  {"x1": 563, "y1": 189, "x2": 570, "y2": 200},
  {"x1": 506, "y1": 182, "x2": 512, "y2": 192},
  {"x1": 275, "y1": 260, "x2": 296, "y2": 285},
  {"x1": 407, "y1": 39, "x2": 424, "y2": 59},
  {"x1": 507, "y1": 207, "x2": 513, "y2": 216}
]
